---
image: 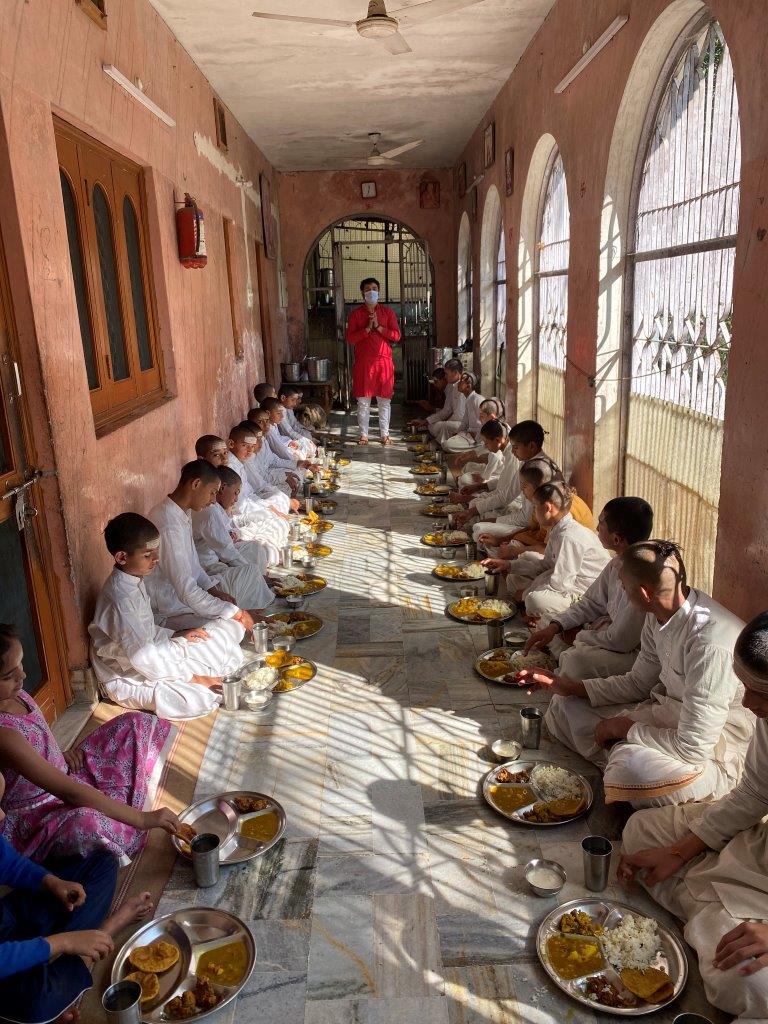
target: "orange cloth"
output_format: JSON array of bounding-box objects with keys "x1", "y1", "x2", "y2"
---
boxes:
[{"x1": 512, "y1": 492, "x2": 594, "y2": 548}]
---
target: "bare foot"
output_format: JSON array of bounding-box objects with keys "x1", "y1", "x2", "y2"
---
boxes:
[{"x1": 103, "y1": 891, "x2": 154, "y2": 936}]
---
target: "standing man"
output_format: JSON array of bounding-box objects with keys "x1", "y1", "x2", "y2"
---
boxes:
[{"x1": 346, "y1": 277, "x2": 401, "y2": 446}]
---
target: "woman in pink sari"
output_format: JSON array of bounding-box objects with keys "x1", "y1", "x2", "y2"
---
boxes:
[{"x1": 0, "y1": 625, "x2": 180, "y2": 861}]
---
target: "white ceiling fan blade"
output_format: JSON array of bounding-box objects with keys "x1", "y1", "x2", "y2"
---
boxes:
[
  {"x1": 252, "y1": 12, "x2": 353, "y2": 28},
  {"x1": 380, "y1": 138, "x2": 424, "y2": 160},
  {"x1": 393, "y1": 0, "x2": 486, "y2": 27},
  {"x1": 382, "y1": 31, "x2": 412, "y2": 55}
]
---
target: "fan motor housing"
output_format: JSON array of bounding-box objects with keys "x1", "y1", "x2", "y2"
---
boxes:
[{"x1": 356, "y1": 15, "x2": 398, "y2": 38}]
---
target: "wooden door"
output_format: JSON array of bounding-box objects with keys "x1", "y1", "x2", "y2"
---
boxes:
[{"x1": 0, "y1": 228, "x2": 69, "y2": 721}]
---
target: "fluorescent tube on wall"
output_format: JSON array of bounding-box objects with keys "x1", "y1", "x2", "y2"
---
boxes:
[{"x1": 102, "y1": 64, "x2": 176, "y2": 127}]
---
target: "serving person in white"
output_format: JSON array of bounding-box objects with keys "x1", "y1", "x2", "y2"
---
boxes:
[
  {"x1": 90, "y1": 513, "x2": 245, "y2": 720},
  {"x1": 518, "y1": 541, "x2": 754, "y2": 807},
  {"x1": 619, "y1": 610, "x2": 768, "y2": 1023}
]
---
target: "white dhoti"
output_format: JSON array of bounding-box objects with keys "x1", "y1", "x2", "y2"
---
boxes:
[
  {"x1": 472, "y1": 521, "x2": 506, "y2": 543},
  {"x1": 430, "y1": 419, "x2": 461, "y2": 445},
  {"x1": 443, "y1": 432, "x2": 477, "y2": 453},
  {"x1": 557, "y1": 641, "x2": 637, "y2": 680},
  {"x1": 100, "y1": 618, "x2": 245, "y2": 720},
  {"x1": 519, "y1": 585, "x2": 577, "y2": 626},
  {"x1": 458, "y1": 468, "x2": 485, "y2": 489},
  {"x1": 234, "y1": 510, "x2": 289, "y2": 563},
  {"x1": 213, "y1": 564, "x2": 274, "y2": 611},
  {"x1": 622, "y1": 806, "x2": 768, "y2": 1023},
  {"x1": 545, "y1": 695, "x2": 736, "y2": 807}
]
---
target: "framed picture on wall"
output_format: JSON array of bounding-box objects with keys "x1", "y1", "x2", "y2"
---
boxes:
[
  {"x1": 458, "y1": 162, "x2": 467, "y2": 198},
  {"x1": 505, "y1": 147, "x2": 515, "y2": 196},
  {"x1": 484, "y1": 122, "x2": 495, "y2": 168},
  {"x1": 420, "y1": 180, "x2": 440, "y2": 209}
]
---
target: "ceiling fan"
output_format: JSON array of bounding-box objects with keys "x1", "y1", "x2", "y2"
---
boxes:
[
  {"x1": 252, "y1": 0, "x2": 487, "y2": 55},
  {"x1": 366, "y1": 132, "x2": 424, "y2": 166}
]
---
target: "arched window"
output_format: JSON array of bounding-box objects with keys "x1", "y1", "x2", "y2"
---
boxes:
[
  {"x1": 494, "y1": 226, "x2": 507, "y2": 398},
  {"x1": 479, "y1": 188, "x2": 502, "y2": 391},
  {"x1": 623, "y1": 19, "x2": 740, "y2": 591},
  {"x1": 534, "y1": 151, "x2": 569, "y2": 467},
  {"x1": 457, "y1": 213, "x2": 472, "y2": 347}
]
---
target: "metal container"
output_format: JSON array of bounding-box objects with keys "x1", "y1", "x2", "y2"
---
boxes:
[
  {"x1": 281, "y1": 545, "x2": 293, "y2": 568},
  {"x1": 190, "y1": 833, "x2": 221, "y2": 887},
  {"x1": 221, "y1": 675, "x2": 241, "y2": 712},
  {"x1": 524, "y1": 858, "x2": 567, "y2": 897},
  {"x1": 438, "y1": 465, "x2": 448, "y2": 484},
  {"x1": 289, "y1": 521, "x2": 301, "y2": 543},
  {"x1": 429, "y1": 347, "x2": 454, "y2": 371},
  {"x1": 465, "y1": 540, "x2": 478, "y2": 561},
  {"x1": 272, "y1": 636, "x2": 295, "y2": 653},
  {"x1": 302, "y1": 479, "x2": 312, "y2": 498},
  {"x1": 484, "y1": 571, "x2": 499, "y2": 596},
  {"x1": 281, "y1": 361, "x2": 302, "y2": 382},
  {"x1": 252, "y1": 623, "x2": 269, "y2": 654},
  {"x1": 582, "y1": 835, "x2": 613, "y2": 892},
  {"x1": 520, "y1": 706, "x2": 543, "y2": 748},
  {"x1": 458, "y1": 585, "x2": 478, "y2": 598},
  {"x1": 487, "y1": 621, "x2": 505, "y2": 649},
  {"x1": 306, "y1": 356, "x2": 331, "y2": 382},
  {"x1": 305, "y1": 496, "x2": 314, "y2": 514},
  {"x1": 102, "y1": 980, "x2": 142, "y2": 1024}
]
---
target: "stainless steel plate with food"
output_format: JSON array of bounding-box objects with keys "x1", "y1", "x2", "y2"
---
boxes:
[
  {"x1": 445, "y1": 596, "x2": 516, "y2": 624},
  {"x1": 432, "y1": 561, "x2": 487, "y2": 582},
  {"x1": 474, "y1": 646, "x2": 556, "y2": 683},
  {"x1": 111, "y1": 907, "x2": 257, "y2": 1022},
  {"x1": 420, "y1": 531, "x2": 470, "y2": 548},
  {"x1": 409, "y1": 465, "x2": 441, "y2": 477},
  {"x1": 268, "y1": 573, "x2": 327, "y2": 597},
  {"x1": 300, "y1": 498, "x2": 338, "y2": 515},
  {"x1": 263, "y1": 611, "x2": 323, "y2": 641},
  {"x1": 414, "y1": 482, "x2": 450, "y2": 496},
  {"x1": 419, "y1": 502, "x2": 450, "y2": 518},
  {"x1": 171, "y1": 792, "x2": 285, "y2": 865},
  {"x1": 262, "y1": 650, "x2": 318, "y2": 692},
  {"x1": 408, "y1": 443, "x2": 432, "y2": 454},
  {"x1": 536, "y1": 898, "x2": 688, "y2": 1015},
  {"x1": 483, "y1": 761, "x2": 593, "y2": 827}
]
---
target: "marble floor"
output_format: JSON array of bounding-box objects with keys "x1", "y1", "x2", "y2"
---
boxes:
[{"x1": 149, "y1": 413, "x2": 721, "y2": 1023}]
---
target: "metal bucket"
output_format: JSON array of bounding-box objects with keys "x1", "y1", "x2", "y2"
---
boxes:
[
  {"x1": 306, "y1": 357, "x2": 331, "y2": 382},
  {"x1": 429, "y1": 347, "x2": 455, "y2": 371},
  {"x1": 281, "y1": 362, "x2": 302, "y2": 382}
]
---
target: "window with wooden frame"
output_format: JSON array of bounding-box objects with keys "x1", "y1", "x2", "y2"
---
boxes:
[
  {"x1": 213, "y1": 99, "x2": 228, "y2": 152},
  {"x1": 222, "y1": 218, "x2": 244, "y2": 359},
  {"x1": 75, "y1": 0, "x2": 107, "y2": 28},
  {"x1": 55, "y1": 119, "x2": 165, "y2": 434}
]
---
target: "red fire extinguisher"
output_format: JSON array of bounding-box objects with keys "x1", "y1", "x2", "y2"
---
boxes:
[{"x1": 176, "y1": 193, "x2": 207, "y2": 269}]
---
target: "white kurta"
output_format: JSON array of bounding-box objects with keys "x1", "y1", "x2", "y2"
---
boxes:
[
  {"x1": 251, "y1": 442, "x2": 293, "y2": 494},
  {"x1": 192, "y1": 502, "x2": 273, "y2": 584},
  {"x1": 237, "y1": 451, "x2": 291, "y2": 514},
  {"x1": 458, "y1": 449, "x2": 502, "y2": 490},
  {"x1": 89, "y1": 568, "x2": 244, "y2": 720},
  {"x1": 427, "y1": 381, "x2": 466, "y2": 443},
  {"x1": 546, "y1": 590, "x2": 754, "y2": 807},
  {"x1": 278, "y1": 406, "x2": 316, "y2": 458},
  {"x1": 622, "y1": 719, "x2": 768, "y2": 1021},
  {"x1": 443, "y1": 391, "x2": 484, "y2": 452},
  {"x1": 267, "y1": 424, "x2": 304, "y2": 475},
  {"x1": 226, "y1": 452, "x2": 290, "y2": 558},
  {"x1": 471, "y1": 449, "x2": 560, "y2": 542}
]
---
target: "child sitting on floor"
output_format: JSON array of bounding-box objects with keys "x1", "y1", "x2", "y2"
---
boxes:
[
  {"x1": 90, "y1": 513, "x2": 247, "y2": 719},
  {"x1": 247, "y1": 408, "x2": 299, "y2": 495},
  {"x1": 277, "y1": 386, "x2": 318, "y2": 458},
  {"x1": 0, "y1": 767, "x2": 155, "y2": 1024},
  {"x1": 259, "y1": 397, "x2": 319, "y2": 476}
]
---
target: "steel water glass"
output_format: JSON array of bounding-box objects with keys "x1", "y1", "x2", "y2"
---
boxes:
[
  {"x1": 458, "y1": 585, "x2": 478, "y2": 598},
  {"x1": 520, "y1": 706, "x2": 543, "y2": 748},
  {"x1": 673, "y1": 1016, "x2": 712, "y2": 1024},
  {"x1": 582, "y1": 835, "x2": 613, "y2": 892},
  {"x1": 221, "y1": 675, "x2": 241, "y2": 712},
  {"x1": 281, "y1": 545, "x2": 293, "y2": 568},
  {"x1": 102, "y1": 980, "x2": 142, "y2": 1024},
  {"x1": 191, "y1": 833, "x2": 221, "y2": 887},
  {"x1": 305, "y1": 496, "x2": 314, "y2": 514},
  {"x1": 484, "y1": 571, "x2": 499, "y2": 596},
  {"x1": 252, "y1": 623, "x2": 269, "y2": 654},
  {"x1": 487, "y1": 621, "x2": 505, "y2": 649},
  {"x1": 465, "y1": 541, "x2": 477, "y2": 561}
]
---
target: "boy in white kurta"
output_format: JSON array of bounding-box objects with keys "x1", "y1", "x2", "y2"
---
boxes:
[
  {"x1": 277, "y1": 386, "x2": 317, "y2": 459},
  {"x1": 409, "y1": 358, "x2": 466, "y2": 444},
  {"x1": 247, "y1": 409, "x2": 298, "y2": 494},
  {"x1": 524, "y1": 496, "x2": 653, "y2": 678},
  {"x1": 89, "y1": 513, "x2": 244, "y2": 720},
  {"x1": 147, "y1": 460, "x2": 263, "y2": 631},
  {"x1": 260, "y1": 397, "x2": 319, "y2": 478},
  {"x1": 442, "y1": 373, "x2": 484, "y2": 452},
  {"x1": 618, "y1": 612, "x2": 768, "y2": 1023},
  {"x1": 520, "y1": 542, "x2": 754, "y2": 808},
  {"x1": 451, "y1": 397, "x2": 505, "y2": 484}
]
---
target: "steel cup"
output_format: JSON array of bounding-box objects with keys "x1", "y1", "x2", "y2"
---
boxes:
[
  {"x1": 221, "y1": 674, "x2": 241, "y2": 712},
  {"x1": 190, "y1": 832, "x2": 221, "y2": 887},
  {"x1": 305, "y1": 496, "x2": 314, "y2": 514},
  {"x1": 582, "y1": 835, "x2": 613, "y2": 892},
  {"x1": 252, "y1": 622, "x2": 269, "y2": 654},
  {"x1": 102, "y1": 980, "x2": 142, "y2": 1024},
  {"x1": 458, "y1": 585, "x2": 478, "y2": 598},
  {"x1": 272, "y1": 636, "x2": 295, "y2": 653},
  {"x1": 289, "y1": 522, "x2": 301, "y2": 543},
  {"x1": 487, "y1": 621, "x2": 505, "y2": 649},
  {"x1": 280, "y1": 545, "x2": 293, "y2": 568},
  {"x1": 484, "y1": 571, "x2": 499, "y2": 596},
  {"x1": 520, "y1": 706, "x2": 543, "y2": 748},
  {"x1": 465, "y1": 541, "x2": 477, "y2": 561},
  {"x1": 447, "y1": 512, "x2": 456, "y2": 529}
]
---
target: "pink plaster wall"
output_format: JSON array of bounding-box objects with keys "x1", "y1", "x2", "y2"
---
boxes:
[
  {"x1": 453, "y1": 0, "x2": 768, "y2": 620},
  {"x1": 0, "y1": 0, "x2": 287, "y2": 665},
  {"x1": 279, "y1": 169, "x2": 456, "y2": 355}
]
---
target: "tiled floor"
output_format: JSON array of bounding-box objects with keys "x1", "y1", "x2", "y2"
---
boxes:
[{"x1": 148, "y1": 417, "x2": 722, "y2": 1023}]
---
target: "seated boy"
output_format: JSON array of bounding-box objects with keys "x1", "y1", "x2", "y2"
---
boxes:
[
  {"x1": 259, "y1": 397, "x2": 318, "y2": 476},
  {"x1": 409, "y1": 358, "x2": 465, "y2": 444},
  {"x1": 148, "y1": 459, "x2": 263, "y2": 631},
  {"x1": 483, "y1": 482, "x2": 609, "y2": 624},
  {"x1": 0, "y1": 770, "x2": 154, "y2": 1024},
  {"x1": 193, "y1": 465, "x2": 275, "y2": 583},
  {"x1": 451, "y1": 398, "x2": 505, "y2": 481},
  {"x1": 416, "y1": 366, "x2": 447, "y2": 415},
  {"x1": 90, "y1": 513, "x2": 245, "y2": 719},
  {"x1": 278, "y1": 386, "x2": 318, "y2": 458},
  {"x1": 222, "y1": 424, "x2": 293, "y2": 560},
  {"x1": 247, "y1": 408, "x2": 299, "y2": 495},
  {"x1": 253, "y1": 381, "x2": 275, "y2": 407},
  {"x1": 199, "y1": 427, "x2": 293, "y2": 518},
  {"x1": 524, "y1": 496, "x2": 653, "y2": 679}
]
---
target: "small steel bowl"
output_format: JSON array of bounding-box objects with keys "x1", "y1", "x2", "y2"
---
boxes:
[
  {"x1": 524, "y1": 858, "x2": 567, "y2": 897},
  {"x1": 285, "y1": 594, "x2": 304, "y2": 609},
  {"x1": 272, "y1": 636, "x2": 295, "y2": 653},
  {"x1": 491, "y1": 739, "x2": 522, "y2": 762}
]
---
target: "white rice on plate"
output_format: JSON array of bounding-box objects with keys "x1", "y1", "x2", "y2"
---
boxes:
[
  {"x1": 601, "y1": 913, "x2": 661, "y2": 971},
  {"x1": 502, "y1": 650, "x2": 556, "y2": 674},
  {"x1": 481, "y1": 599, "x2": 512, "y2": 615},
  {"x1": 442, "y1": 530, "x2": 470, "y2": 543},
  {"x1": 240, "y1": 665, "x2": 279, "y2": 691},
  {"x1": 531, "y1": 764, "x2": 583, "y2": 802},
  {"x1": 462, "y1": 563, "x2": 486, "y2": 579}
]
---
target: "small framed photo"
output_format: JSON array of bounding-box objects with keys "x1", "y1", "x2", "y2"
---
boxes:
[
  {"x1": 361, "y1": 181, "x2": 377, "y2": 199},
  {"x1": 458, "y1": 162, "x2": 467, "y2": 198},
  {"x1": 505, "y1": 147, "x2": 515, "y2": 196},
  {"x1": 484, "y1": 122, "x2": 495, "y2": 168},
  {"x1": 419, "y1": 179, "x2": 440, "y2": 209}
]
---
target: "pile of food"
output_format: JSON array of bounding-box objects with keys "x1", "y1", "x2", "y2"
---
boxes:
[
  {"x1": 305, "y1": 542, "x2": 332, "y2": 557},
  {"x1": 334, "y1": 456, "x2": 351, "y2": 467},
  {"x1": 485, "y1": 761, "x2": 590, "y2": 825},
  {"x1": 601, "y1": 913, "x2": 662, "y2": 972},
  {"x1": 415, "y1": 482, "x2": 450, "y2": 495},
  {"x1": 310, "y1": 499, "x2": 337, "y2": 514},
  {"x1": 448, "y1": 597, "x2": 512, "y2": 623},
  {"x1": 264, "y1": 611, "x2": 322, "y2": 640},
  {"x1": 411, "y1": 464, "x2": 441, "y2": 475},
  {"x1": 123, "y1": 938, "x2": 224, "y2": 1018},
  {"x1": 263, "y1": 650, "x2": 315, "y2": 691},
  {"x1": 434, "y1": 562, "x2": 486, "y2": 580},
  {"x1": 422, "y1": 502, "x2": 450, "y2": 516},
  {"x1": 302, "y1": 517, "x2": 333, "y2": 532},
  {"x1": 409, "y1": 443, "x2": 431, "y2": 454},
  {"x1": 166, "y1": 977, "x2": 220, "y2": 1019},
  {"x1": 422, "y1": 530, "x2": 470, "y2": 546},
  {"x1": 531, "y1": 764, "x2": 585, "y2": 802},
  {"x1": 438, "y1": 503, "x2": 464, "y2": 514},
  {"x1": 240, "y1": 664, "x2": 278, "y2": 691},
  {"x1": 270, "y1": 573, "x2": 326, "y2": 596}
]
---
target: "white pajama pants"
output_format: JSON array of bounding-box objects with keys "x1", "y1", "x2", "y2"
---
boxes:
[
  {"x1": 506, "y1": 572, "x2": 577, "y2": 627},
  {"x1": 214, "y1": 564, "x2": 274, "y2": 611},
  {"x1": 544, "y1": 695, "x2": 735, "y2": 807},
  {"x1": 557, "y1": 640, "x2": 637, "y2": 680},
  {"x1": 100, "y1": 619, "x2": 245, "y2": 721},
  {"x1": 443, "y1": 432, "x2": 477, "y2": 453},
  {"x1": 357, "y1": 396, "x2": 391, "y2": 438},
  {"x1": 430, "y1": 419, "x2": 462, "y2": 445},
  {"x1": 235, "y1": 507, "x2": 289, "y2": 563},
  {"x1": 622, "y1": 806, "x2": 768, "y2": 1023}
]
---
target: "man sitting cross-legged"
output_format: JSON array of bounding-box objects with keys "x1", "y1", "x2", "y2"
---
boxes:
[
  {"x1": 483, "y1": 481, "x2": 609, "y2": 625},
  {"x1": 618, "y1": 611, "x2": 768, "y2": 1023},
  {"x1": 90, "y1": 513, "x2": 245, "y2": 719},
  {"x1": 518, "y1": 540, "x2": 755, "y2": 807},
  {"x1": 523, "y1": 496, "x2": 653, "y2": 680}
]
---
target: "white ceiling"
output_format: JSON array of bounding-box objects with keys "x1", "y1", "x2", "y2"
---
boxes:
[{"x1": 149, "y1": 0, "x2": 556, "y2": 171}]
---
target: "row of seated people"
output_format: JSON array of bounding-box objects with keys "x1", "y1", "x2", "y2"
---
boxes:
[
  {"x1": 0, "y1": 382, "x2": 325, "y2": 1023},
  {"x1": 417, "y1": 400, "x2": 768, "y2": 1022}
]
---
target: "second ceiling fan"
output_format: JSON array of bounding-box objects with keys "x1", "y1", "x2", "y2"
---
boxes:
[{"x1": 252, "y1": 0, "x2": 487, "y2": 56}]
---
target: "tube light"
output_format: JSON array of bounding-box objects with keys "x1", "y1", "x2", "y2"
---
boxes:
[
  {"x1": 554, "y1": 15, "x2": 629, "y2": 95},
  {"x1": 102, "y1": 64, "x2": 176, "y2": 127}
]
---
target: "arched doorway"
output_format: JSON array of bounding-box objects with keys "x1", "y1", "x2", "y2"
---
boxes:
[
  {"x1": 479, "y1": 186, "x2": 504, "y2": 394},
  {"x1": 303, "y1": 216, "x2": 434, "y2": 408}
]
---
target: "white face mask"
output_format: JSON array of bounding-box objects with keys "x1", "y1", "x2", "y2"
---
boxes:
[{"x1": 364, "y1": 290, "x2": 379, "y2": 305}]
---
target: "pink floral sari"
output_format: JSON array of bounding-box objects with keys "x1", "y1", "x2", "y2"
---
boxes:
[{"x1": 0, "y1": 692, "x2": 170, "y2": 860}]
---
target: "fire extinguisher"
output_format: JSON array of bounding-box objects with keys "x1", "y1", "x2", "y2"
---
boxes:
[{"x1": 176, "y1": 193, "x2": 207, "y2": 269}]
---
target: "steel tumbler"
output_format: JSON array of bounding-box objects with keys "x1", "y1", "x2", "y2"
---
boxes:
[
  {"x1": 582, "y1": 835, "x2": 613, "y2": 892},
  {"x1": 190, "y1": 832, "x2": 221, "y2": 887},
  {"x1": 102, "y1": 980, "x2": 142, "y2": 1024},
  {"x1": 520, "y1": 706, "x2": 543, "y2": 748}
]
